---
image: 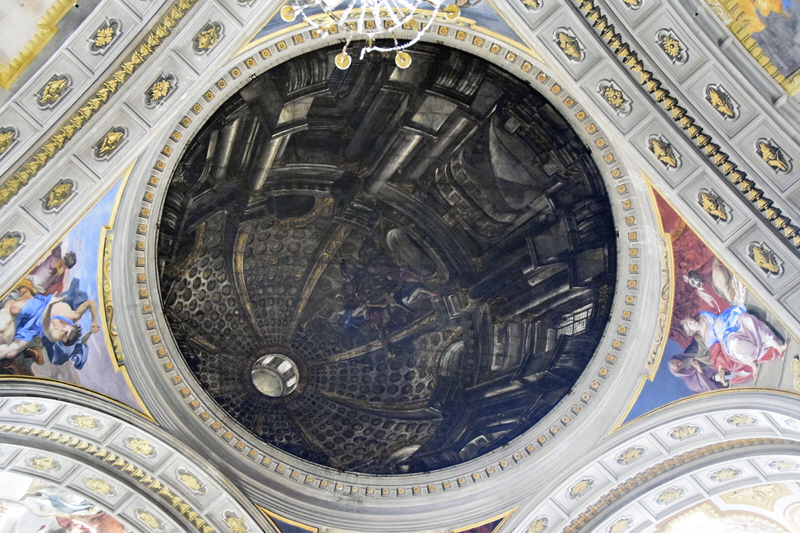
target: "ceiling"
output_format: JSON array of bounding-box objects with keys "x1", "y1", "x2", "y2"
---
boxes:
[{"x1": 0, "y1": 0, "x2": 800, "y2": 533}]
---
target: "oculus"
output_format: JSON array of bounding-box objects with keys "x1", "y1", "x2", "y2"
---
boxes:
[{"x1": 159, "y1": 44, "x2": 617, "y2": 474}]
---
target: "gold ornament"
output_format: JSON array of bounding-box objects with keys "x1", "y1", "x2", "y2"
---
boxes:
[
  {"x1": 749, "y1": 242, "x2": 782, "y2": 277},
  {"x1": 127, "y1": 437, "x2": 155, "y2": 457},
  {"x1": 555, "y1": 29, "x2": 584, "y2": 61},
  {"x1": 43, "y1": 180, "x2": 74, "y2": 212},
  {"x1": 655, "y1": 487, "x2": 685, "y2": 505},
  {"x1": 756, "y1": 139, "x2": 791, "y2": 172},
  {"x1": 615, "y1": 446, "x2": 645, "y2": 465},
  {"x1": 699, "y1": 190, "x2": 728, "y2": 223},
  {"x1": 12, "y1": 402, "x2": 44, "y2": 416},
  {"x1": 86, "y1": 478, "x2": 115, "y2": 496},
  {"x1": 568, "y1": 477, "x2": 594, "y2": 499},
  {"x1": 706, "y1": 84, "x2": 738, "y2": 119},
  {"x1": 29, "y1": 456, "x2": 59, "y2": 471}
]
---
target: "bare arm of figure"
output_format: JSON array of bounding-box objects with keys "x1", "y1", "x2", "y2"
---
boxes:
[
  {"x1": 0, "y1": 339, "x2": 28, "y2": 360},
  {"x1": 74, "y1": 300, "x2": 100, "y2": 333},
  {"x1": 41, "y1": 295, "x2": 65, "y2": 341}
]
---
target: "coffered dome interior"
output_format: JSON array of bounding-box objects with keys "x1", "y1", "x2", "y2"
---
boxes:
[{"x1": 157, "y1": 42, "x2": 617, "y2": 475}]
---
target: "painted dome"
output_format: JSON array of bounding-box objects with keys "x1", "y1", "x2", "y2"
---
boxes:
[{"x1": 158, "y1": 43, "x2": 616, "y2": 474}]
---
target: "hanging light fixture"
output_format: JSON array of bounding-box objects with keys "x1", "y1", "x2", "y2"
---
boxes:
[{"x1": 280, "y1": 0, "x2": 460, "y2": 69}]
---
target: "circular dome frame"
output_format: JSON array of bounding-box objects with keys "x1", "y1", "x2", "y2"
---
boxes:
[{"x1": 111, "y1": 13, "x2": 663, "y2": 531}]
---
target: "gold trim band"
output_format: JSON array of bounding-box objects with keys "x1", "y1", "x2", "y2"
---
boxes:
[{"x1": 0, "y1": 0, "x2": 200, "y2": 210}]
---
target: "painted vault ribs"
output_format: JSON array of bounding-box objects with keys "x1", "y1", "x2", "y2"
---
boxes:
[{"x1": 158, "y1": 43, "x2": 618, "y2": 475}]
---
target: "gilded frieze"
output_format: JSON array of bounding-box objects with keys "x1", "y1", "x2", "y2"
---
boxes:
[{"x1": 0, "y1": 0, "x2": 200, "y2": 210}]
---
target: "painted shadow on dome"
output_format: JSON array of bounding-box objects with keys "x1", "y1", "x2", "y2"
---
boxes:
[
  {"x1": 0, "y1": 176, "x2": 144, "y2": 413},
  {"x1": 0, "y1": 471, "x2": 130, "y2": 533},
  {"x1": 159, "y1": 44, "x2": 617, "y2": 474},
  {"x1": 623, "y1": 189, "x2": 791, "y2": 424}
]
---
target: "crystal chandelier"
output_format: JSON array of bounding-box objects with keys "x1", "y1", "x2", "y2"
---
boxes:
[{"x1": 280, "y1": 0, "x2": 460, "y2": 69}]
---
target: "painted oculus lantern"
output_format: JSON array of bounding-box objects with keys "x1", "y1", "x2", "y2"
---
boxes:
[{"x1": 158, "y1": 43, "x2": 617, "y2": 474}]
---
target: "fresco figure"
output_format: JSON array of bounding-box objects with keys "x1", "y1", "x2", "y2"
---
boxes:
[
  {"x1": 732, "y1": 0, "x2": 786, "y2": 33},
  {"x1": 681, "y1": 306, "x2": 787, "y2": 385},
  {"x1": 668, "y1": 349, "x2": 727, "y2": 393},
  {"x1": 0, "y1": 279, "x2": 99, "y2": 369},
  {"x1": 27, "y1": 245, "x2": 77, "y2": 295},
  {"x1": 682, "y1": 258, "x2": 745, "y2": 314}
]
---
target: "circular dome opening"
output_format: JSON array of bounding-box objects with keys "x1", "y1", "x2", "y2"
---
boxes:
[
  {"x1": 252, "y1": 354, "x2": 300, "y2": 397},
  {"x1": 158, "y1": 42, "x2": 617, "y2": 474}
]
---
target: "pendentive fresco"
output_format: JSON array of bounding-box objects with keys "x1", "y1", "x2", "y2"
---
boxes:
[
  {"x1": 158, "y1": 44, "x2": 617, "y2": 474},
  {"x1": 624, "y1": 189, "x2": 793, "y2": 424},
  {"x1": 0, "y1": 177, "x2": 144, "y2": 412}
]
